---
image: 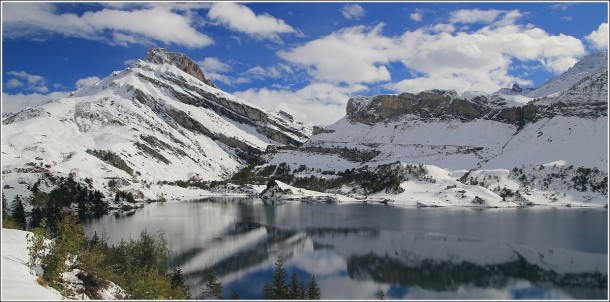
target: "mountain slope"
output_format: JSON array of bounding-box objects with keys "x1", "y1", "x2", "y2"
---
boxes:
[
  {"x1": 1, "y1": 48, "x2": 310, "y2": 201},
  {"x1": 262, "y1": 52, "x2": 608, "y2": 207},
  {"x1": 526, "y1": 51, "x2": 608, "y2": 98}
]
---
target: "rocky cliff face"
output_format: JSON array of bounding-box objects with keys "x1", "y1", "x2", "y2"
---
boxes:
[
  {"x1": 346, "y1": 68, "x2": 607, "y2": 128},
  {"x1": 146, "y1": 47, "x2": 217, "y2": 88}
]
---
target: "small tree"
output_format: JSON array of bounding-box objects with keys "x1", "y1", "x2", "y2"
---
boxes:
[
  {"x1": 202, "y1": 271, "x2": 223, "y2": 299},
  {"x1": 27, "y1": 218, "x2": 48, "y2": 269},
  {"x1": 11, "y1": 195, "x2": 27, "y2": 230},
  {"x1": 271, "y1": 256, "x2": 289, "y2": 299},
  {"x1": 230, "y1": 290, "x2": 239, "y2": 300},
  {"x1": 306, "y1": 275, "x2": 321, "y2": 300},
  {"x1": 289, "y1": 272, "x2": 300, "y2": 299},
  {"x1": 261, "y1": 281, "x2": 273, "y2": 299},
  {"x1": 41, "y1": 214, "x2": 85, "y2": 282},
  {"x1": 376, "y1": 289, "x2": 385, "y2": 300},
  {"x1": 169, "y1": 265, "x2": 190, "y2": 299}
]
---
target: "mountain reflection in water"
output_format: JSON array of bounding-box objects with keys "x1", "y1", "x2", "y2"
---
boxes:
[{"x1": 81, "y1": 198, "x2": 608, "y2": 300}]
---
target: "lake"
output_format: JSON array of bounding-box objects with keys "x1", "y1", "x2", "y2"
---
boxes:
[{"x1": 81, "y1": 199, "x2": 608, "y2": 300}]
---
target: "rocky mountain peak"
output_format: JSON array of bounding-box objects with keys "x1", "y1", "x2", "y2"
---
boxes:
[{"x1": 145, "y1": 47, "x2": 216, "y2": 88}]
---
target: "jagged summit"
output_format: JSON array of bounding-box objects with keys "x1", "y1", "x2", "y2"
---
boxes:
[
  {"x1": 526, "y1": 51, "x2": 608, "y2": 98},
  {"x1": 145, "y1": 47, "x2": 216, "y2": 88}
]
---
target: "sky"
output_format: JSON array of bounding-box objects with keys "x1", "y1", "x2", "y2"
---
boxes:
[{"x1": 1, "y1": 1, "x2": 608, "y2": 126}]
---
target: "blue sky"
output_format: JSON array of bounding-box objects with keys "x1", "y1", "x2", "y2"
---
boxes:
[{"x1": 2, "y1": 1, "x2": 608, "y2": 125}]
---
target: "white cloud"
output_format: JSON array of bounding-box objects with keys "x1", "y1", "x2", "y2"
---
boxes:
[
  {"x1": 449, "y1": 9, "x2": 502, "y2": 24},
  {"x1": 75, "y1": 76, "x2": 101, "y2": 89},
  {"x1": 207, "y1": 2, "x2": 296, "y2": 41},
  {"x1": 199, "y1": 57, "x2": 231, "y2": 73},
  {"x1": 278, "y1": 24, "x2": 396, "y2": 84},
  {"x1": 340, "y1": 4, "x2": 365, "y2": 20},
  {"x1": 123, "y1": 59, "x2": 138, "y2": 66},
  {"x1": 6, "y1": 71, "x2": 49, "y2": 93},
  {"x1": 244, "y1": 65, "x2": 284, "y2": 79},
  {"x1": 385, "y1": 21, "x2": 585, "y2": 93},
  {"x1": 410, "y1": 9, "x2": 423, "y2": 22},
  {"x1": 2, "y1": 3, "x2": 213, "y2": 48},
  {"x1": 1, "y1": 91, "x2": 69, "y2": 113},
  {"x1": 235, "y1": 83, "x2": 367, "y2": 126},
  {"x1": 6, "y1": 79, "x2": 24, "y2": 89},
  {"x1": 585, "y1": 23, "x2": 609, "y2": 51}
]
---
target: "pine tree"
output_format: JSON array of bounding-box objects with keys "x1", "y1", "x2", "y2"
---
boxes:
[
  {"x1": 11, "y1": 195, "x2": 27, "y2": 230},
  {"x1": 376, "y1": 290, "x2": 385, "y2": 300},
  {"x1": 299, "y1": 280, "x2": 306, "y2": 300},
  {"x1": 262, "y1": 281, "x2": 273, "y2": 299},
  {"x1": 202, "y1": 271, "x2": 223, "y2": 299},
  {"x1": 289, "y1": 272, "x2": 300, "y2": 299},
  {"x1": 169, "y1": 265, "x2": 190, "y2": 299},
  {"x1": 230, "y1": 290, "x2": 239, "y2": 300},
  {"x1": 306, "y1": 275, "x2": 321, "y2": 300},
  {"x1": 271, "y1": 256, "x2": 289, "y2": 299},
  {"x1": 2, "y1": 192, "x2": 9, "y2": 220}
]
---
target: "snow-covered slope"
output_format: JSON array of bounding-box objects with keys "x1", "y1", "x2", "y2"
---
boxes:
[
  {"x1": 1, "y1": 48, "x2": 311, "y2": 202},
  {"x1": 1, "y1": 228, "x2": 65, "y2": 300},
  {"x1": 264, "y1": 52, "x2": 608, "y2": 207},
  {"x1": 526, "y1": 51, "x2": 608, "y2": 98}
]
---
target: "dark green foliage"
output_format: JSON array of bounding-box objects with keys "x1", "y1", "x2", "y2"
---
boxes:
[
  {"x1": 202, "y1": 271, "x2": 224, "y2": 299},
  {"x1": 230, "y1": 290, "x2": 239, "y2": 300},
  {"x1": 271, "y1": 256, "x2": 289, "y2": 299},
  {"x1": 157, "y1": 177, "x2": 210, "y2": 190},
  {"x1": 258, "y1": 256, "x2": 320, "y2": 300},
  {"x1": 42, "y1": 215, "x2": 85, "y2": 282},
  {"x1": 290, "y1": 163, "x2": 414, "y2": 195},
  {"x1": 509, "y1": 165, "x2": 608, "y2": 195},
  {"x1": 169, "y1": 266, "x2": 190, "y2": 299},
  {"x1": 11, "y1": 195, "x2": 27, "y2": 230},
  {"x1": 86, "y1": 149, "x2": 134, "y2": 175},
  {"x1": 262, "y1": 282, "x2": 273, "y2": 299},
  {"x1": 289, "y1": 272, "x2": 301, "y2": 299},
  {"x1": 306, "y1": 275, "x2": 321, "y2": 300},
  {"x1": 376, "y1": 290, "x2": 385, "y2": 300},
  {"x1": 30, "y1": 176, "x2": 107, "y2": 233},
  {"x1": 77, "y1": 229, "x2": 187, "y2": 299},
  {"x1": 114, "y1": 190, "x2": 135, "y2": 203},
  {"x1": 1, "y1": 192, "x2": 18, "y2": 229}
]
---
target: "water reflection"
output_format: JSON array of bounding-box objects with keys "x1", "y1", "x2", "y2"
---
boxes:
[{"x1": 81, "y1": 198, "x2": 608, "y2": 300}]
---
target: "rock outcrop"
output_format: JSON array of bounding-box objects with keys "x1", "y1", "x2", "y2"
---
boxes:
[{"x1": 146, "y1": 47, "x2": 217, "y2": 88}]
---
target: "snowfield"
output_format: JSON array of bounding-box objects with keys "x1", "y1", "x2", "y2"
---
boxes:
[{"x1": 1, "y1": 228, "x2": 65, "y2": 300}]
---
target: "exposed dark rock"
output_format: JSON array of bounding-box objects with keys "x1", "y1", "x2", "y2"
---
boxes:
[
  {"x1": 146, "y1": 47, "x2": 216, "y2": 88},
  {"x1": 347, "y1": 74, "x2": 607, "y2": 127}
]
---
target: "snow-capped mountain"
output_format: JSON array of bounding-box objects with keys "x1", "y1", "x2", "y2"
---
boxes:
[
  {"x1": 526, "y1": 51, "x2": 608, "y2": 98},
  {"x1": 264, "y1": 52, "x2": 608, "y2": 207},
  {"x1": 2, "y1": 48, "x2": 310, "y2": 201}
]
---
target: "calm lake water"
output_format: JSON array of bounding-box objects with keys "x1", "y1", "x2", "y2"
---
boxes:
[{"x1": 81, "y1": 199, "x2": 608, "y2": 300}]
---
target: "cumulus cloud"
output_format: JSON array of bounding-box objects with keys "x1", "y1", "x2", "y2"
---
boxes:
[
  {"x1": 386, "y1": 22, "x2": 585, "y2": 92},
  {"x1": 235, "y1": 83, "x2": 367, "y2": 126},
  {"x1": 6, "y1": 79, "x2": 24, "y2": 89},
  {"x1": 75, "y1": 76, "x2": 101, "y2": 89},
  {"x1": 2, "y1": 2, "x2": 213, "y2": 48},
  {"x1": 278, "y1": 24, "x2": 395, "y2": 84},
  {"x1": 585, "y1": 23, "x2": 609, "y2": 51},
  {"x1": 340, "y1": 4, "x2": 365, "y2": 20},
  {"x1": 207, "y1": 2, "x2": 296, "y2": 41},
  {"x1": 244, "y1": 64, "x2": 293, "y2": 80},
  {"x1": 410, "y1": 9, "x2": 423, "y2": 22},
  {"x1": 6, "y1": 71, "x2": 49, "y2": 93},
  {"x1": 1, "y1": 91, "x2": 69, "y2": 113},
  {"x1": 449, "y1": 9, "x2": 502, "y2": 24},
  {"x1": 199, "y1": 57, "x2": 231, "y2": 73}
]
